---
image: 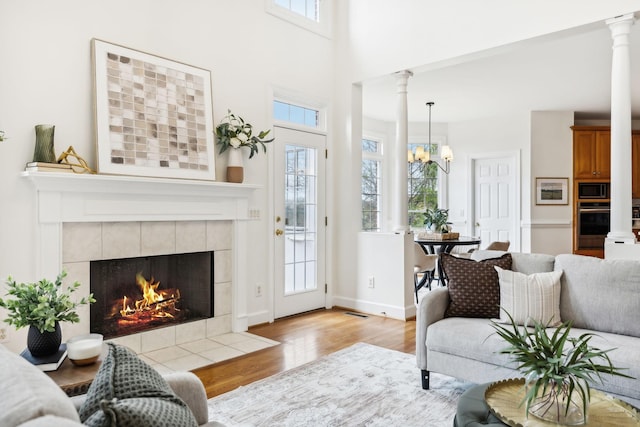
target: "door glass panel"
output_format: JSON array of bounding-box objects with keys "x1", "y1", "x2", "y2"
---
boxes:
[{"x1": 284, "y1": 144, "x2": 318, "y2": 294}]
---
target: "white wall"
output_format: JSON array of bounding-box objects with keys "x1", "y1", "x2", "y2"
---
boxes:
[
  {"x1": 529, "y1": 111, "x2": 575, "y2": 255},
  {"x1": 341, "y1": 232, "x2": 414, "y2": 320},
  {"x1": 0, "y1": 1, "x2": 334, "y2": 334}
]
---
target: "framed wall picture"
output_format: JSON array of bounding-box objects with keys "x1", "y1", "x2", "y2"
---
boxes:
[
  {"x1": 92, "y1": 39, "x2": 215, "y2": 180},
  {"x1": 536, "y1": 177, "x2": 569, "y2": 205}
]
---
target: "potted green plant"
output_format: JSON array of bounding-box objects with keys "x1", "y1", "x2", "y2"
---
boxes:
[
  {"x1": 0, "y1": 271, "x2": 95, "y2": 356},
  {"x1": 215, "y1": 110, "x2": 274, "y2": 183},
  {"x1": 423, "y1": 207, "x2": 450, "y2": 233},
  {"x1": 491, "y1": 311, "x2": 632, "y2": 425}
]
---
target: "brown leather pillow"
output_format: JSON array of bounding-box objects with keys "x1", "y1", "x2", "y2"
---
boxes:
[{"x1": 441, "y1": 253, "x2": 512, "y2": 318}]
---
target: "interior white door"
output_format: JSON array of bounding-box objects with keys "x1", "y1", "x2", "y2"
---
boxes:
[
  {"x1": 273, "y1": 126, "x2": 326, "y2": 318},
  {"x1": 474, "y1": 156, "x2": 517, "y2": 249}
]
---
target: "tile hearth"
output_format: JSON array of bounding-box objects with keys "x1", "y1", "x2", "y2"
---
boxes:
[{"x1": 133, "y1": 332, "x2": 278, "y2": 374}]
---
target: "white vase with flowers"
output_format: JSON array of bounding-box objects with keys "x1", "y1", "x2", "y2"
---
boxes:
[{"x1": 215, "y1": 110, "x2": 274, "y2": 183}]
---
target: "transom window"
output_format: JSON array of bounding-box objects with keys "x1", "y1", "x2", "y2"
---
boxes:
[
  {"x1": 274, "y1": 100, "x2": 319, "y2": 128},
  {"x1": 362, "y1": 138, "x2": 382, "y2": 231},
  {"x1": 266, "y1": 0, "x2": 331, "y2": 38},
  {"x1": 274, "y1": 0, "x2": 319, "y2": 21}
]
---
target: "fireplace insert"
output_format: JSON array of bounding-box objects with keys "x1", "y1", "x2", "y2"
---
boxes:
[{"x1": 90, "y1": 251, "x2": 214, "y2": 339}]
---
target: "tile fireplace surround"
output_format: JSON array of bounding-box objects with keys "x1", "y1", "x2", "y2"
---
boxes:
[{"x1": 23, "y1": 171, "x2": 259, "y2": 353}]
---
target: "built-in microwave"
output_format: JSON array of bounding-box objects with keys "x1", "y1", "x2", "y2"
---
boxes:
[{"x1": 578, "y1": 182, "x2": 610, "y2": 199}]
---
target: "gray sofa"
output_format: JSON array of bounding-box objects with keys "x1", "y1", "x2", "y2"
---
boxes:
[
  {"x1": 416, "y1": 251, "x2": 640, "y2": 407},
  {"x1": 0, "y1": 343, "x2": 223, "y2": 427}
]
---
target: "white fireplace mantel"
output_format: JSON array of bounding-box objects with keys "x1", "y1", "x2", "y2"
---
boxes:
[
  {"x1": 23, "y1": 171, "x2": 260, "y2": 332},
  {"x1": 22, "y1": 171, "x2": 260, "y2": 223}
]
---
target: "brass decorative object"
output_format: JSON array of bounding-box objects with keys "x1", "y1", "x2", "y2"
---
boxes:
[
  {"x1": 57, "y1": 146, "x2": 96, "y2": 174},
  {"x1": 485, "y1": 378, "x2": 640, "y2": 427}
]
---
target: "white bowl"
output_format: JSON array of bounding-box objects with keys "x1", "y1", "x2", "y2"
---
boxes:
[{"x1": 66, "y1": 333, "x2": 103, "y2": 366}]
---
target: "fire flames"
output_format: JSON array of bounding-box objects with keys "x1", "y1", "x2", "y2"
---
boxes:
[{"x1": 119, "y1": 273, "x2": 181, "y2": 319}]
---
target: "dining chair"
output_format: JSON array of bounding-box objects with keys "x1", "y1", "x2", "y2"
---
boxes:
[
  {"x1": 413, "y1": 242, "x2": 438, "y2": 303},
  {"x1": 460, "y1": 240, "x2": 510, "y2": 257},
  {"x1": 485, "y1": 240, "x2": 510, "y2": 251}
]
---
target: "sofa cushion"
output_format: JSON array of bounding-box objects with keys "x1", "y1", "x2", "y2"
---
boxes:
[
  {"x1": 426, "y1": 317, "x2": 640, "y2": 401},
  {"x1": 555, "y1": 254, "x2": 640, "y2": 338},
  {"x1": 441, "y1": 253, "x2": 512, "y2": 319},
  {"x1": 495, "y1": 267, "x2": 563, "y2": 326},
  {"x1": 426, "y1": 317, "x2": 515, "y2": 369},
  {"x1": 0, "y1": 344, "x2": 81, "y2": 427},
  {"x1": 471, "y1": 251, "x2": 555, "y2": 274},
  {"x1": 79, "y1": 343, "x2": 197, "y2": 427}
]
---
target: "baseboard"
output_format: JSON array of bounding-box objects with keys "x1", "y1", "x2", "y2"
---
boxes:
[
  {"x1": 331, "y1": 295, "x2": 416, "y2": 320},
  {"x1": 245, "y1": 301, "x2": 417, "y2": 326},
  {"x1": 246, "y1": 309, "x2": 271, "y2": 328}
]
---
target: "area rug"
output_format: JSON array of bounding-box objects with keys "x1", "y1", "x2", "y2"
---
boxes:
[{"x1": 207, "y1": 342, "x2": 472, "y2": 426}]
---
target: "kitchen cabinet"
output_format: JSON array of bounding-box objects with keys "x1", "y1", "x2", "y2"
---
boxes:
[
  {"x1": 572, "y1": 127, "x2": 610, "y2": 180},
  {"x1": 572, "y1": 127, "x2": 640, "y2": 258}
]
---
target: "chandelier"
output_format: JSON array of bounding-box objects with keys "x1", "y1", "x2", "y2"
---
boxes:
[{"x1": 407, "y1": 102, "x2": 453, "y2": 174}]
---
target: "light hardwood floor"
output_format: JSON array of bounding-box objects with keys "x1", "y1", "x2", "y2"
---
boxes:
[{"x1": 193, "y1": 308, "x2": 417, "y2": 398}]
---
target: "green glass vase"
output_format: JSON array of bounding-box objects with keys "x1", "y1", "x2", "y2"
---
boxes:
[{"x1": 32, "y1": 124, "x2": 56, "y2": 163}]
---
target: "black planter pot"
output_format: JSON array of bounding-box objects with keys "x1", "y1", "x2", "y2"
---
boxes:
[{"x1": 27, "y1": 322, "x2": 62, "y2": 357}]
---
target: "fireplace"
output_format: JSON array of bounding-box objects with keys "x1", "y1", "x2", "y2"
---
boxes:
[
  {"x1": 24, "y1": 172, "x2": 256, "y2": 353},
  {"x1": 90, "y1": 251, "x2": 214, "y2": 340}
]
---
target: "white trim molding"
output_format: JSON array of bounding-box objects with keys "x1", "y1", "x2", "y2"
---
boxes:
[{"x1": 521, "y1": 219, "x2": 572, "y2": 229}]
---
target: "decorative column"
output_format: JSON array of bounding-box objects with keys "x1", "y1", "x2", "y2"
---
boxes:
[
  {"x1": 393, "y1": 70, "x2": 413, "y2": 233},
  {"x1": 606, "y1": 13, "x2": 635, "y2": 245}
]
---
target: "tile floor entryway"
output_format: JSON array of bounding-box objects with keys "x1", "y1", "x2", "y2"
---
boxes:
[{"x1": 135, "y1": 332, "x2": 279, "y2": 374}]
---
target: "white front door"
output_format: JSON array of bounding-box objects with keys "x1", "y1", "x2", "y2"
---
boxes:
[
  {"x1": 273, "y1": 126, "x2": 326, "y2": 318},
  {"x1": 473, "y1": 155, "x2": 518, "y2": 250}
]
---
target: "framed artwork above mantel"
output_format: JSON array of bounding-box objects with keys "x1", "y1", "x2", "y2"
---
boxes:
[{"x1": 91, "y1": 39, "x2": 215, "y2": 180}]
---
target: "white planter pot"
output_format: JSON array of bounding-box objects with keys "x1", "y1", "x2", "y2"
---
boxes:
[{"x1": 227, "y1": 148, "x2": 244, "y2": 183}]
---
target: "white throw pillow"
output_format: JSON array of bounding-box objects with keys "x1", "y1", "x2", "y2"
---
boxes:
[{"x1": 494, "y1": 267, "x2": 563, "y2": 327}]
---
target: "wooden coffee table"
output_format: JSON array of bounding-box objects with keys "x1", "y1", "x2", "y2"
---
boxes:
[{"x1": 46, "y1": 347, "x2": 106, "y2": 397}]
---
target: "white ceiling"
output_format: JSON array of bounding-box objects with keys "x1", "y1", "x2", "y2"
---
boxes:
[{"x1": 362, "y1": 21, "x2": 640, "y2": 124}]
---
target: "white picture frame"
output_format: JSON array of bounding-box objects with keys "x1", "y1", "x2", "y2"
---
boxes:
[
  {"x1": 92, "y1": 39, "x2": 215, "y2": 180},
  {"x1": 536, "y1": 177, "x2": 569, "y2": 205}
]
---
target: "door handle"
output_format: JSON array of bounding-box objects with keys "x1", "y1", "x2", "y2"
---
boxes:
[
  {"x1": 475, "y1": 222, "x2": 480, "y2": 227},
  {"x1": 275, "y1": 229, "x2": 284, "y2": 236}
]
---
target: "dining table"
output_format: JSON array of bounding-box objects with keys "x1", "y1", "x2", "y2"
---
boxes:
[{"x1": 414, "y1": 236, "x2": 481, "y2": 286}]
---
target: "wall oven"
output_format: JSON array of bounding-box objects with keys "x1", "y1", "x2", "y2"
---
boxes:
[{"x1": 576, "y1": 202, "x2": 610, "y2": 249}]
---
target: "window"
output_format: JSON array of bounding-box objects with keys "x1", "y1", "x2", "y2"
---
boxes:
[
  {"x1": 274, "y1": 100, "x2": 319, "y2": 128},
  {"x1": 408, "y1": 142, "x2": 439, "y2": 228},
  {"x1": 362, "y1": 138, "x2": 382, "y2": 231},
  {"x1": 275, "y1": 0, "x2": 319, "y2": 21},
  {"x1": 266, "y1": 0, "x2": 331, "y2": 38},
  {"x1": 284, "y1": 145, "x2": 316, "y2": 232}
]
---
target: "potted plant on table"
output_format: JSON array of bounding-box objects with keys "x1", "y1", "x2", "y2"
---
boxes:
[
  {"x1": 423, "y1": 207, "x2": 450, "y2": 233},
  {"x1": 0, "y1": 271, "x2": 95, "y2": 357},
  {"x1": 215, "y1": 110, "x2": 274, "y2": 183},
  {"x1": 491, "y1": 311, "x2": 632, "y2": 425}
]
